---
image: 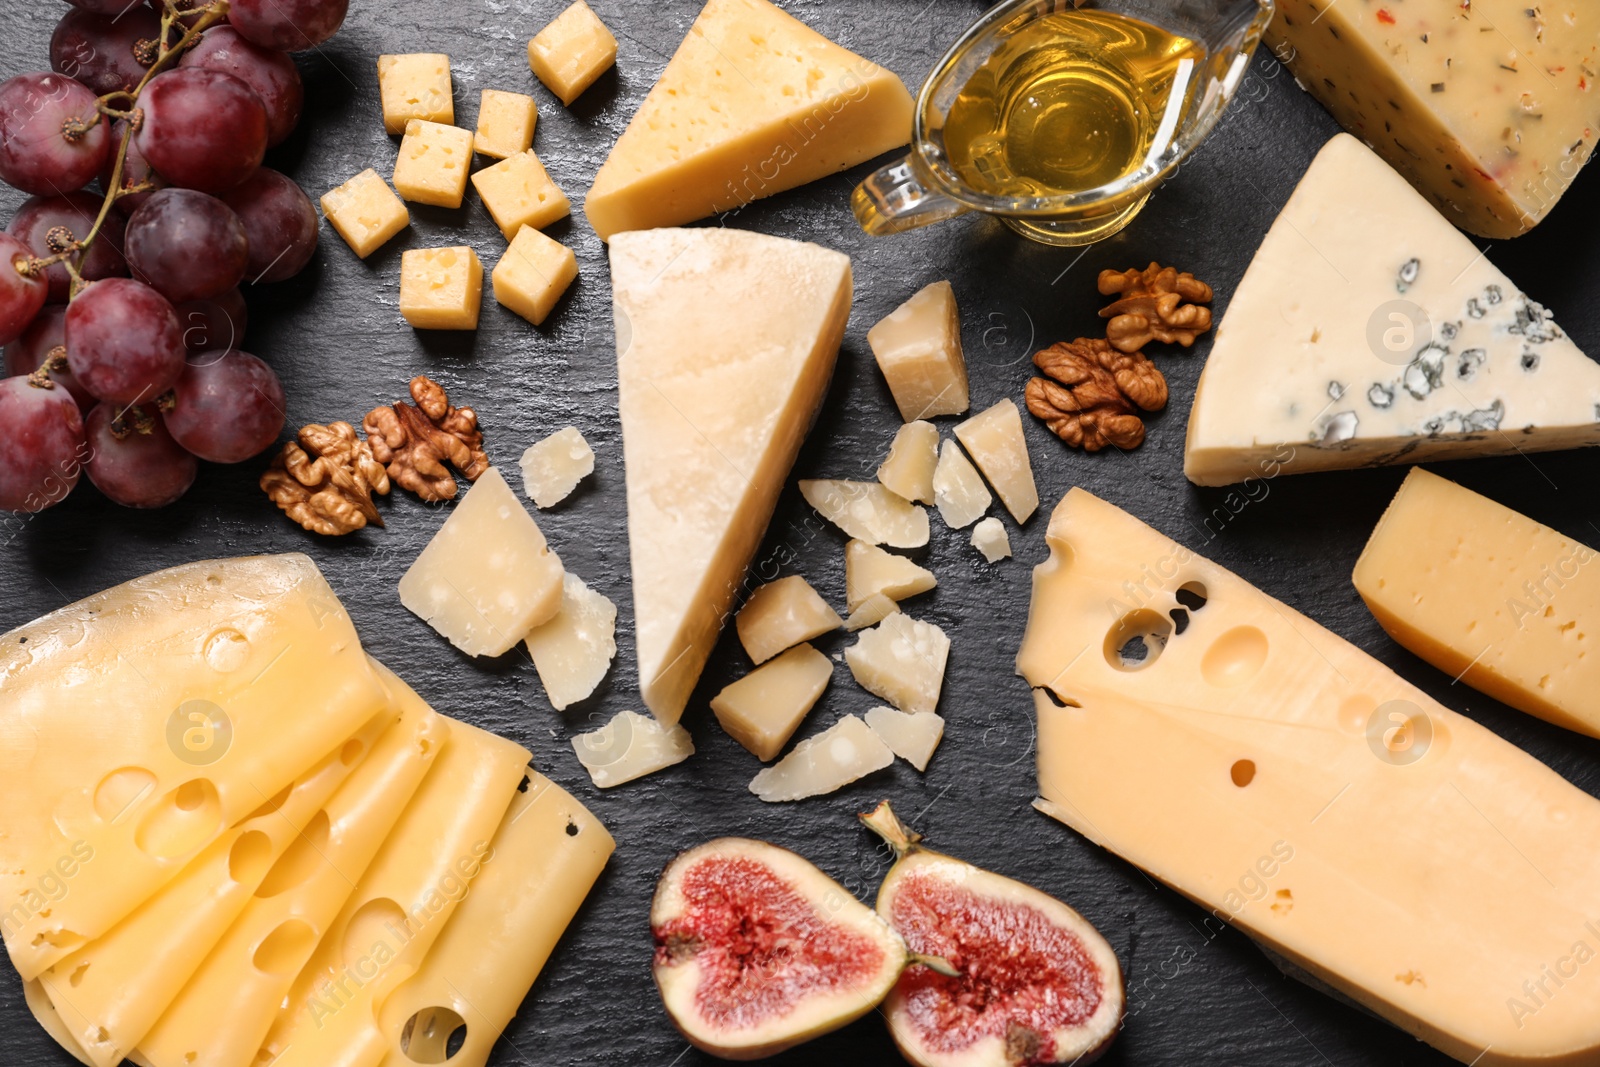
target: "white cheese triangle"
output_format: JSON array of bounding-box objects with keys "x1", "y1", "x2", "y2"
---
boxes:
[
  {"x1": 612, "y1": 227, "x2": 852, "y2": 724},
  {"x1": 1186, "y1": 134, "x2": 1600, "y2": 486}
]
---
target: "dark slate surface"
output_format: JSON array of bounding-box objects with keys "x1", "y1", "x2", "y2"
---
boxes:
[{"x1": 3, "y1": 1, "x2": 1599, "y2": 1064}]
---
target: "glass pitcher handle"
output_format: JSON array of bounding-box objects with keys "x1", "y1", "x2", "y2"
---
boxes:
[{"x1": 852, "y1": 155, "x2": 970, "y2": 236}]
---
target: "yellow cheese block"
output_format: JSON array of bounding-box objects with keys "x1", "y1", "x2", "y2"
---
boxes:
[
  {"x1": 1018, "y1": 488, "x2": 1600, "y2": 1066},
  {"x1": 373, "y1": 772, "x2": 614, "y2": 1067},
  {"x1": 583, "y1": 0, "x2": 913, "y2": 240},
  {"x1": 259, "y1": 718, "x2": 529, "y2": 1067},
  {"x1": 0, "y1": 554, "x2": 390, "y2": 981},
  {"x1": 1354, "y1": 468, "x2": 1600, "y2": 738},
  {"x1": 136, "y1": 663, "x2": 447, "y2": 1067},
  {"x1": 611, "y1": 227, "x2": 852, "y2": 723}
]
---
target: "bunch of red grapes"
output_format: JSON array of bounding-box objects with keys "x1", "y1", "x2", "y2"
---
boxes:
[{"x1": 0, "y1": 0, "x2": 347, "y2": 513}]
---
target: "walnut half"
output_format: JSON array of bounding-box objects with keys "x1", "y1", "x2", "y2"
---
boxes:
[
  {"x1": 1024, "y1": 338, "x2": 1168, "y2": 452},
  {"x1": 364, "y1": 375, "x2": 489, "y2": 502},
  {"x1": 261, "y1": 422, "x2": 392, "y2": 535},
  {"x1": 1098, "y1": 262, "x2": 1214, "y2": 353}
]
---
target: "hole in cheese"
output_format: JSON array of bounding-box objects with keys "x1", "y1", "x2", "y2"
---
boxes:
[
  {"x1": 1230, "y1": 759, "x2": 1256, "y2": 787},
  {"x1": 1103, "y1": 609, "x2": 1172, "y2": 672},
  {"x1": 245, "y1": 783, "x2": 294, "y2": 822},
  {"x1": 253, "y1": 919, "x2": 316, "y2": 975},
  {"x1": 399, "y1": 1006, "x2": 468, "y2": 1064},
  {"x1": 134, "y1": 779, "x2": 221, "y2": 859},
  {"x1": 1201, "y1": 626, "x2": 1270, "y2": 688},
  {"x1": 93, "y1": 767, "x2": 156, "y2": 822},
  {"x1": 256, "y1": 810, "x2": 331, "y2": 898},
  {"x1": 1175, "y1": 581, "x2": 1209, "y2": 612},
  {"x1": 340, "y1": 738, "x2": 365, "y2": 766},
  {"x1": 342, "y1": 898, "x2": 407, "y2": 970},
  {"x1": 228, "y1": 830, "x2": 274, "y2": 884}
]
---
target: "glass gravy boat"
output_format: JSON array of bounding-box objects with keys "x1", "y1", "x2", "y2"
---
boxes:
[{"x1": 854, "y1": 0, "x2": 1275, "y2": 246}]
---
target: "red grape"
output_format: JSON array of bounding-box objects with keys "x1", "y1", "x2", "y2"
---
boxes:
[
  {"x1": 7, "y1": 191, "x2": 129, "y2": 302},
  {"x1": 162, "y1": 348, "x2": 283, "y2": 462},
  {"x1": 50, "y1": 6, "x2": 162, "y2": 96},
  {"x1": 125, "y1": 188, "x2": 248, "y2": 303},
  {"x1": 104, "y1": 119, "x2": 165, "y2": 215},
  {"x1": 135, "y1": 68, "x2": 266, "y2": 194},
  {"x1": 64, "y1": 277, "x2": 185, "y2": 403},
  {"x1": 174, "y1": 286, "x2": 246, "y2": 353},
  {"x1": 0, "y1": 234, "x2": 49, "y2": 345},
  {"x1": 85, "y1": 402, "x2": 198, "y2": 507},
  {"x1": 178, "y1": 26, "x2": 303, "y2": 146},
  {"x1": 220, "y1": 168, "x2": 316, "y2": 283},
  {"x1": 0, "y1": 374, "x2": 88, "y2": 513},
  {"x1": 3, "y1": 305, "x2": 95, "y2": 411},
  {"x1": 0, "y1": 73, "x2": 112, "y2": 196},
  {"x1": 227, "y1": 0, "x2": 347, "y2": 51}
]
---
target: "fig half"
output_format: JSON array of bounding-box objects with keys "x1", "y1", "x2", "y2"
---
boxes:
[
  {"x1": 651, "y1": 837, "x2": 910, "y2": 1060},
  {"x1": 862, "y1": 801, "x2": 1125, "y2": 1067}
]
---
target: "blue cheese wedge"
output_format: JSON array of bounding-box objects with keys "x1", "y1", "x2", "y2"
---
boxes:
[{"x1": 1186, "y1": 134, "x2": 1600, "y2": 487}]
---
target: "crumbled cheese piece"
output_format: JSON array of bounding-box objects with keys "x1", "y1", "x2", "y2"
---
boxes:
[
  {"x1": 748, "y1": 714, "x2": 893, "y2": 802},
  {"x1": 735, "y1": 575, "x2": 841, "y2": 665},
  {"x1": 519, "y1": 426, "x2": 594, "y2": 508},
  {"x1": 932, "y1": 440, "x2": 990, "y2": 529},
  {"x1": 524, "y1": 572, "x2": 616, "y2": 710},
  {"x1": 799, "y1": 479, "x2": 929, "y2": 548},
  {"x1": 845, "y1": 612, "x2": 949, "y2": 714},
  {"x1": 864, "y1": 706, "x2": 944, "y2": 772},
  {"x1": 971, "y1": 516, "x2": 1011, "y2": 563},
  {"x1": 572, "y1": 710, "x2": 693, "y2": 788}
]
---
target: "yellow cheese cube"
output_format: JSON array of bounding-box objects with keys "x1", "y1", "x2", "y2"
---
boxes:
[
  {"x1": 473, "y1": 89, "x2": 537, "y2": 159},
  {"x1": 470, "y1": 150, "x2": 570, "y2": 239},
  {"x1": 399, "y1": 246, "x2": 482, "y2": 330},
  {"x1": 319, "y1": 168, "x2": 410, "y2": 258},
  {"x1": 492, "y1": 226, "x2": 577, "y2": 326},
  {"x1": 526, "y1": 0, "x2": 616, "y2": 106},
  {"x1": 376, "y1": 53, "x2": 453, "y2": 134},
  {"x1": 391, "y1": 119, "x2": 473, "y2": 208}
]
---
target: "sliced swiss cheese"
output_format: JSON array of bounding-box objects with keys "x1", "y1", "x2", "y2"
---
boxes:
[
  {"x1": 1185, "y1": 134, "x2": 1600, "y2": 487},
  {"x1": 583, "y1": 0, "x2": 913, "y2": 240},
  {"x1": 613, "y1": 227, "x2": 852, "y2": 723},
  {"x1": 0, "y1": 554, "x2": 390, "y2": 980},
  {"x1": 1354, "y1": 468, "x2": 1600, "y2": 739},
  {"x1": 1018, "y1": 488, "x2": 1600, "y2": 1066}
]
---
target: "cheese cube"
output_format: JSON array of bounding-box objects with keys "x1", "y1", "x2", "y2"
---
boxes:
[
  {"x1": 932, "y1": 440, "x2": 990, "y2": 529},
  {"x1": 867, "y1": 281, "x2": 969, "y2": 421},
  {"x1": 845, "y1": 612, "x2": 949, "y2": 714},
  {"x1": 749, "y1": 714, "x2": 893, "y2": 802},
  {"x1": 399, "y1": 246, "x2": 483, "y2": 330},
  {"x1": 320, "y1": 168, "x2": 409, "y2": 258},
  {"x1": 970, "y1": 516, "x2": 1011, "y2": 563},
  {"x1": 527, "y1": 0, "x2": 617, "y2": 106},
  {"x1": 799, "y1": 479, "x2": 929, "y2": 549},
  {"x1": 471, "y1": 150, "x2": 570, "y2": 240},
  {"x1": 845, "y1": 539, "x2": 935, "y2": 614},
  {"x1": 392, "y1": 119, "x2": 473, "y2": 208},
  {"x1": 845, "y1": 593, "x2": 899, "y2": 633},
  {"x1": 397, "y1": 467, "x2": 564, "y2": 657},
  {"x1": 523, "y1": 572, "x2": 616, "y2": 710},
  {"x1": 864, "y1": 706, "x2": 944, "y2": 772},
  {"x1": 735, "y1": 575, "x2": 841, "y2": 665},
  {"x1": 492, "y1": 225, "x2": 577, "y2": 326},
  {"x1": 572, "y1": 710, "x2": 693, "y2": 788},
  {"x1": 519, "y1": 426, "x2": 594, "y2": 508},
  {"x1": 954, "y1": 399, "x2": 1037, "y2": 523},
  {"x1": 711, "y1": 643, "x2": 833, "y2": 761},
  {"x1": 376, "y1": 53, "x2": 453, "y2": 134},
  {"x1": 473, "y1": 88, "x2": 537, "y2": 159},
  {"x1": 876, "y1": 420, "x2": 938, "y2": 504}
]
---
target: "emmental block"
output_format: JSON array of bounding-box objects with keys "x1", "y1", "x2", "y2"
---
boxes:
[
  {"x1": 392, "y1": 119, "x2": 474, "y2": 208},
  {"x1": 474, "y1": 89, "x2": 537, "y2": 159},
  {"x1": 399, "y1": 246, "x2": 483, "y2": 330},
  {"x1": 320, "y1": 168, "x2": 409, "y2": 258},
  {"x1": 492, "y1": 225, "x2": 577, "y2": 326},
  {"x1": 471, "y1": 150, "x2": 571, "y2": 240},
  {"x1": 376, "y1": 53, "x2": 453, "y2": 134},
  {"x1": 527, "y1": 0, "x2": 617, "y2": 106},
  {"x1": 867, "y1": 280, "x2": 969, "y2": 421}
]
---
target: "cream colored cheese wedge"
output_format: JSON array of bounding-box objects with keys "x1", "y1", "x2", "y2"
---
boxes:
[
  {"x1": 953, "y1": 399, "x2": 1037, "y2": 523},
  {"x1": 876, "y1": 420, "x2": 939, "y2": 504},
  {"x1": 572, "y1": 710, "x2": 695, "y2": 788},
  {"x1": 583, "y1": 0, "x2": 912, "y2": 240},
  {"x1": 613, "y1": 228, "x2": 851, "y2": 724},
  {"x1": 735, "y1": 575, "x2": 841, "y2": 665},
  {"x1": 748, "y1": 714, "x2": 893, "y2": 802},
  {"x1": 932, "y1": 439, "x2": 990, "y2": 529},
  {"x1": 523, "y1": 572, "x2": 618, "y2": 711},
  {"x1": 863, "y1": 706, "x2": 943, "y2": 772},
  {"x1": 711, "y1": 643, "x2": 833, "y2": 761},
  {"x1": 845, "y1": 612, "x2": 948, "y2": 714},
  {"x1": 1019, "y1": 487, "x2": 1600, "y2": 1066},
  {"x1": 801, "y1": 479, "x2": 930, "y2": 548},
  {"x1": 1354, "y1": 468, "x2": 1600, "y2": 739},
  {"x1": 844, "y1": 539, "x2": 935, "y2": 614},
  {"x1": 1185, "y1": 134, "x2": 1600, "y2": 487}
]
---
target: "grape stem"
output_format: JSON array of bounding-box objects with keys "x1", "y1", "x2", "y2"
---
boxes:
[{"x1": 25, "y1": 349, "x2": 69, "y2": 391}]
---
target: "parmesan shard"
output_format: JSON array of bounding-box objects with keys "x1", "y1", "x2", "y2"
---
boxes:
[
  {"x1": 800, "y1": 479, "x2": 930, "y2": 548},
  {"x1": 954, "y1": 399, "x2": 1038, "y2": 523},
  {"x1": 583, "y1": 0, "x2": 913, "y2": 241},
  {"x1": 749, "y1": 714, "x2": 894, "y2": 802},
  {"x1": 876, "y1": 420, "x2": 939, "y2": 504},
  {"x1": 735, "y1": 575, "x2": 842, "y2": 665},
  {"x1": 845, "y1": 538, "x2": 935, "y2": 613},
  {"x1": 866, "y1": 280, "x2": 969, "y2": 421},
  {"x1": 844, "y1": 593, "x2": 900, "y2": 632},
  {"x1": 523, "y1": 572, "x2": 618, "y2": 710},
  {"x1": 932, "y1": 440, "x2": 990, "y2": 529},
  {"x1": 711, "y1": 643, "x2": 834, "y2": 761},
  {"x1": 864, "y1": 706, "x2": 944, "y2": 772},
  {"x1": 572, "y1": 710, "x2": 695, "y2": 788},
  {"x1": 971, "y1": 516, "x2": 1011, "y2": 563},
  {"x1": 613, "y1": 228, "x2": 852, "y2": 725},
  {"x1": 845, "y1": 612, "x2": 949, "y2": 714},
  {"x1": 520, "y1": 426, "x2": 595, "y2": 508}
]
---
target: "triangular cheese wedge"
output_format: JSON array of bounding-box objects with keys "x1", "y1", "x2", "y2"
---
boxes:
[
  {"x1": 612, "y1": 227, "x2": 852, "y2": 724},
  {"x1": 584, "y1": 0, "x2": 913, "y2": 241},
  {"x1": 1186, "y1": 134, "x2": 1600, "y2": 486}
]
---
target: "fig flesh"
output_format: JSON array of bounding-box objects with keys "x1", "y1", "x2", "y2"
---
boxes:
[
  {"x1": 651, "y1": 837, "x2": 909, "y2": 1060},
  {"x1": 862, "y1": 801, "x2": 1125, "y2": 1067}
]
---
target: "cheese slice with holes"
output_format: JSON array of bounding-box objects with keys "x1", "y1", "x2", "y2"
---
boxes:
[
  {"x1": 1019, "y1": 488, "x2": 1600, "y2": 1066},
  {"x1": 582, "y1": 0, "x2": 912, "y2": 240},
  {"x1": 613, "y1": 227, "x2": 851, "y2": 724},
  {"x1": 373, "y1": 772, "x2": 613, "y2": 1067},
  {"x1": 0, "y1": 554, "x2": 390, "y2": 981},
  {"x1": 135, "y1": 663, "x2": 447, "y2": 1067},
  {"x1": 1185, "y1": 134, "x2": 1600, "y2": 487}
]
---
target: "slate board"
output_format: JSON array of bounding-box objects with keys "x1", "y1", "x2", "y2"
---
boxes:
[{"x1": 4, "y1": 1, "x2": 1600, "y2": 1064}]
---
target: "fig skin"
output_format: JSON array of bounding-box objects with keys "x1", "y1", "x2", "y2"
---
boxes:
[
  {"x1": 649, "y1": 837, "x2": 910, "y2": 1061},
  {"x1": 861, "y1": 801, "x2": 1126, "y2": 1067}
]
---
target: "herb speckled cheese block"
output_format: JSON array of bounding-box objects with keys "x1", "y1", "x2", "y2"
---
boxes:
[
  {"x1": 1020, "y1": 488, "x2": 1600, "y2": 1067},
  {"x1": 1267, "y1": 0, "x2": 1598, "y2": 238},
  {"x1": 612, "y1": 227, "x2": 852, "y2": 725},
  {"x1": 583, "y1": 0, "x2": 913, "y2": 240},
  {"x1": 1186, "y1": 134, "x2": 1600, "y2": 487}
]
